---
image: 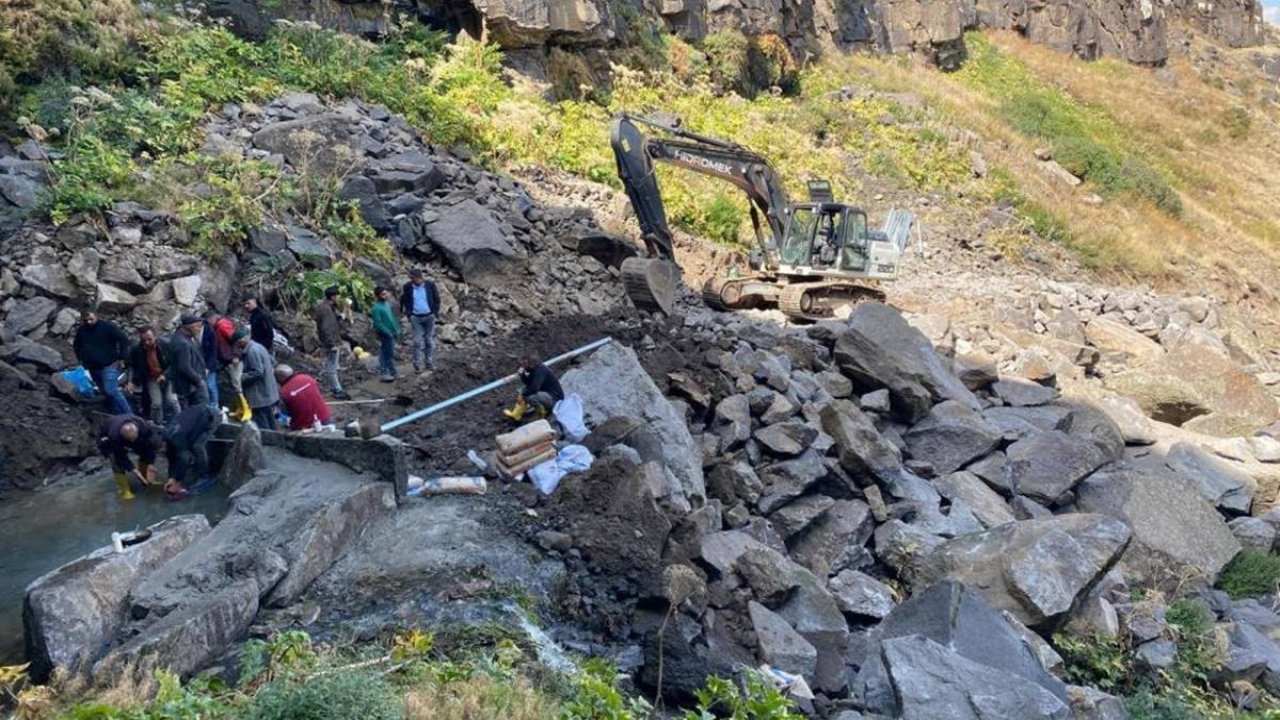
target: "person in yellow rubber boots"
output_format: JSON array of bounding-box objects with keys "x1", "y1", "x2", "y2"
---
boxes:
[
  {"x1": 505, "y1": 354, "x2": 564, "y2": 421},
  {"x1": 96, "y1": 414, "x2": 162, "y2": 499}
]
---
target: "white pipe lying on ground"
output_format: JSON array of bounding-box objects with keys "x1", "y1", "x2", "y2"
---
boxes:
[{"x1": 379, "y1": 336, "x2": 613, "y2": 433}]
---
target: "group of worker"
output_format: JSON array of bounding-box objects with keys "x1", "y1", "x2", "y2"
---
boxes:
[
  {"x1": 80, "y1": 266, "x2": 569, "y2": 500},
  {"x1": 78, "y1": 297, "x2": 334, "y2": 500}
]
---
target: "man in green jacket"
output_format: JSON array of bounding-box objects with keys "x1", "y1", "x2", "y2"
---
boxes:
[{"x1": 371, "y1": 285, "x2": 402, "y2": 382}]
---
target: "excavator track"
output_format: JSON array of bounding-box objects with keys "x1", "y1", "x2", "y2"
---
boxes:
[
  {"x1": 701, "y1": 276, "x2": 757, "y2": 310},
  {"x1": 621, "y1": 257, "x2": 681, "y2": 315},
  {"x1": 777, "y1": 281, "x2": 885, "y2": 322}
]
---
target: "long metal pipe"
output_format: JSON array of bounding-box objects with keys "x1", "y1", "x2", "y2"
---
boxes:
[{"x1": 379, "y1": 336, "x2": 614, "y2": 433}]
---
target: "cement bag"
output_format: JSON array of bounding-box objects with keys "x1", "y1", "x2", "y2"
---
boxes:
[
  {"x1": 554, "y1": 394, "x2": 589, "y2": 443},
  {"x1": 496, "y1": 420, "x2": 556, "y2": 456},
  {"x1": 499, "y1": 440, "x2": 556, "y2": 468},
  {"x1": 498, "y1": 447, "x2": 558, "y2": 478},
  {"x1": 527, "y1": 445, "x2": 595, "y2": 496}
]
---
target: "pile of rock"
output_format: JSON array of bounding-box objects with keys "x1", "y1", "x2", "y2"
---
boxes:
[{"x1": 529, "y1": 298, "x2": 1280, "y2": 717}]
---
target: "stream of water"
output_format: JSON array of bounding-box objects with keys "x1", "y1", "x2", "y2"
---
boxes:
[{"x1": 0, "y1": 473, "x2": 230, "y2": 665}]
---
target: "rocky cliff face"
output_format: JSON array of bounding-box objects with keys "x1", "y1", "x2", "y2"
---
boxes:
[{"x1": 207, "y1": 0, "x2": 1262, "y2": 69}]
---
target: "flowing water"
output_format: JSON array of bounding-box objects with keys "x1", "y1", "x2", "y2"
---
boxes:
[{"x1": 0, "y1": 472, "x2": 230, "y2": 664}]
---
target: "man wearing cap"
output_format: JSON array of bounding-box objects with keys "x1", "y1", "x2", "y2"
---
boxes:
[
  {"x1": 169, "y1": 315, "x2": 209, "y2": 408},
  {"x1": 313, "y1": 286, "x2": 350, "y2": 400},
  {"x1": 237, "y1": 333, "x2": 279, "y2": 429},
  {"x1": 400, "y1": 269, "x2": 440, "y2": 374},
  {"x1": 164, "y1": 403, "x2": 219, "y2": 498}
]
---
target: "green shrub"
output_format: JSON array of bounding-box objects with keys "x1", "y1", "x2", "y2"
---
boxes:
[
  {"x1": 681, "y1": 672, "x2": 805, "y2": 719},
  {"x1": 282, "y1": 264, "x2": 374, "y2": 311},
  {"x1": 1221, "y1": 106, "x2": 1251, "y2": 140},
  {"x1": 245, "y1": 671, "x2": 403, "y2": 720},
  {"x1": 702, "y1": 30, "x2": 751, "y2": 96},
  {"x1": 177, "y1": 156, "x2": 283, "y2": 259},
  {"x1": 1121, "y1": 157, "x2": 1182, "y2": 216},
  {"x1": 1052, "y1": 136, "x2": 1125, "y2": 192},
  {"x1": 1123, "y1": 688, "x2": 1204, "y2": 720},
  {"x1": 1218, "y1": 550, "x2": 1280, "y2": 599},
  {"x1": 561, "y1": 659, "x2": 651, "y2": 720},
  {"x1": 1053, "y1": 632, "x2": 1133, "y2": 693}
]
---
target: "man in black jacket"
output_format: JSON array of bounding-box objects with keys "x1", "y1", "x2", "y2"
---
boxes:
[
  {"x1": 97, "y1": 413, "x2": 161, "y2": 499},
  {"x1": 505, "y1": 354, "x2": 564, "y2": 421},
  {"x1": 124, "y1": 327, "x2": 180, "y2": 422},
  {"x1": 167, "y1": 315, "x2": 209, "y2": 409},
  {"x1": 164, "y1": 404, "x2": 219, "y2": 498},
  {"x1": 73, "y1": 310, "x2": 133, "y2": 415},
  {"x1": 244, "y1": 297, "x2": 276, "y2": 355},
  {"x1": 313, "y1": 286, "x2": 349, "y2": 400},
  {"x1": 400, "y1": 269, "x2": 440, "y2": 373}
]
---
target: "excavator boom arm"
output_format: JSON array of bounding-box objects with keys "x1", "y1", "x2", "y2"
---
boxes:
[{"x1": 611, "y1": 113, "x2": 791, "y2": 263}]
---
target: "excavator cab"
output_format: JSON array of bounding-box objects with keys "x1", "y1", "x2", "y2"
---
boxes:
[{"x1": 779, "y1": 204, "x2": 871, "y2": 273}]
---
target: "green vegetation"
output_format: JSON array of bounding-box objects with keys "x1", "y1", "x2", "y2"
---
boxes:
[
  {"x1": 0, "y1": 629, "x2": 804, "y2": 720},
  {"x1": 1053, "y1": 597, "x2": 1280, "y2": 718},
  {"x1": 956, "y1": 33, "x2": 1182, "y2": 217},
  {"x1": 1217, "y1": 550, "x2": 1280, "y2": 600}
]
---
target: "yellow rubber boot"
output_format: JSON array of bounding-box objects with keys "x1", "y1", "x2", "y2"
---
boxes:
[
  {"x1": 532, "y1": 404, "x2": 548, "y2": 421},
  {"x1": 502, "y1": 398, "x2": 527, "y2": 421},
  {"x1": 114, "y1": 473, "x2": 135, "y2": 500},
  {"x1": 236, "y1": 394, "x2": 253, "y2": 422}
]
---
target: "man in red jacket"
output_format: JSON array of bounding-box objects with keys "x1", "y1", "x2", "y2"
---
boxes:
[{"x1": 274, "y1": 364, "x2": 332, "y2": 431}]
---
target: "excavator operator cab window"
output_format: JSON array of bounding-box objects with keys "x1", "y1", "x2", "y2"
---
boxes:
[
  {"x1": 838, "y1": 209, "x2": 869, "y2": 271},
  {"x1": 781, "y1": 206, "x2": 816, "y2": 266}
]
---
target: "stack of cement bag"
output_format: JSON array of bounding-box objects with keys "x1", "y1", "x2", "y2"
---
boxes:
[{"x1": 496, "y1": 420, "x2": 558, "y2": 479}]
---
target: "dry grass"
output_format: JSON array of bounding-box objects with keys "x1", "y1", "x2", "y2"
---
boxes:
[
  {"x1": 828, "y1": 31, "x2": 1280, "y2": 297},
  {"x1": 404, "y1": 676, "x2": 561, "y2": 720}
]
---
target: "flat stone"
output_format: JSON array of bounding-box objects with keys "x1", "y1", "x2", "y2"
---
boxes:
[
  {"x1": 1007, "y1": 430, "x2": 1109, "y2": 505},
  {"x1": 903, "y1": 400, "x2": 1002, "y2": 475},
  {"x1": 820, "y1": 399, "x2": 903, "y2": 487},
  {"x1": 935, "y1": 471, "x2": 1016, "y2": 529},
  {"x1": 172, "y1": 275, "x2": 202, "y2": 307},
  {"x1": 1076, "y1": 464, "x2": 1241, "y2": 585},
  {"x1": 770, "y1": 495, "x2": 835, "y2": 540},
  {"x1": 749, "y1": 601, "x2": 816, "y2": 678},
  {"x1": 6, "y1": 296, "x2": 59, "y2": 335},
  {"x1": 993, "y1": 378, "x2": 1058, "y2": 407},
  {"x1": 424, "y1": 199, "x2": 517, "y2": 284},
  {"x1": 1229, "y1": 517, "x2": 1277, "y2": 553},
  {"x1": 95, "y1": 284, "x2": 139, "y2": 313},
  {"x1": 1165, "y1": 441, "x2": 1255, "y2": 513},
  {"x1": 829, "y1": 570, "x2": 896, "y2": 619},
  {"x1": 1099, "y1": 395, "x2": 1158, "y2": 446},
  {"x1": 21, "y1": 264, "x2": 78, "y2": 300},
  {"x1": 753, "y1": 421, "x2": 818, "y2": 457}
]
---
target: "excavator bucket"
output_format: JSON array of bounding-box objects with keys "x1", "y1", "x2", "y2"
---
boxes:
[{"x1": 621, "y1": 257, "x2": 681, "y2": 315}]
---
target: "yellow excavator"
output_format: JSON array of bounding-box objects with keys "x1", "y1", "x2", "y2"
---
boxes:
[{"x1": 611, "y1": 112, "x2": 915, "y2": 321}]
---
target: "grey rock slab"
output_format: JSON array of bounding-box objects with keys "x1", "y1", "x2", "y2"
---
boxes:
[
  {"x1": 873, "y1": 520, "x2": 946, "y2": 584},
  {"x1": 1165, "y1": 442, "x2": 1255, "y2": 513},
  {"x1": 714, "y1": 393, "x2": 752, "y2": 450},
  {"x1": 22, "y1": 515, "x2": 211, "y2": 681},
  {"x1": 918, "y1": 515, "x2": 1131, "y2": 627},
  {"x1": 2, "y1": 338, "x2": 65, "y2": 371},
  {"x1": 1099, "y1": 395, "x2": 1158, "y2": 446},
  {"x1": 969, "y1": 451, "x2": 1014, "y2": 494},
  {"x1": 1136, "y1": 639, "x2": 1178, "y2": 669},
  {"x1": 833, "y1": 302, "x2": 981, "y2": 422},
  {"x1": 993, "y1": 378, "x2": 1059, "y2": 407},
  {"x1": 860, "y1": 388, "x2": 891, "y2": 413},
  {"x1": 749, "y1": 601, "x2": 817, "y2": 678},
  {"x1": 753, "y1": 421, "x2": 818, "y2": 457},
  {"x1": 983, "y1": 405, "x2": 1073, "y2": 440},
  {"x1": 880, "y1": 636, "x2": 1070, "y2": 720},
  {"x1": 562, "y1": 343, "x2": 704, "y2": 503},
  {"x1": 424, "y1": 199, "x2": 517, "y2": 284},
  {"x1": 1007, "y1": 430, "x2": 1109, "y2": 505},
  {"x1": 770, "y1": 494, "x2": 835, "y2": 540},
  {"x1": 756, "y1": 451, "x2": 828, "y2": 513},
  {"x1": 903, "y1": 400, "x2": 1003, "y2": 475},
  {"x1": 21, "y1": 264, "x2": 77, "y2": 300},
  {"x1": 789, "y1": 499, "x2": 875, "y2": 579},
  {"x1": 1229, "y1": 517, "x2": 1277, "y2": 554},
  {"x1": 954, "y1": 351, "x2": 1000, "y2": 391},
  {"x1": 1064, "y1": 403, "x2": 1126, "y2": 461},
  {"x1": 829, "y1": 570, "x2": 896, "y2": 619},
  {"x1": 935, "y1": 471, "x2": 1016, "y2": 529},
  {"x1": 6, "y1": 296, "x2": 58, "y2": 335},
  {"x1": 855, "y1": 580, "x2": 1069, "y2": 718},
  {"x1": 171, "y1": 275, "x2": 202, "y2": 307},
  {"x1": 95, "y1": 284, "x2": 139, "y2": 313},
  {"x1": 1076, "y1": 464, "x2": 1241, "y2": 586},
  {"x1": 705, "y1": 461, "x2": 762, "y2": 505},
  {"x1": 219, "y1": 422, "x2": 264, "y2": 490},
  {"x1": 821, "y1": 399, "x2": 903, "y2": 486}
]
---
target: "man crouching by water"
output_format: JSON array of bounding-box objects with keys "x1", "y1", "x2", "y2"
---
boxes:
[
  {"x1": 97, "y1": 413, "x2": 162, "y2": 499},
  {"x1": 163, "y1": 404, "x2": 219, "y2": 500}
]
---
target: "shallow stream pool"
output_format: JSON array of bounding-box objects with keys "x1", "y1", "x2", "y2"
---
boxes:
[{"x1": 0, "y1": 472, "x2": 229, "y2": 664}]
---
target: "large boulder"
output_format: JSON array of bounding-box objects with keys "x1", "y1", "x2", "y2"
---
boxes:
[
  {"x1": 1164, "y1": 442, "x2": 1255, "y2": 513},
  {"x1": 878, "y1": 636, "x2": 1070, "y2": 720},
  {"x1": 788, "y1": 499, "x2": 875, "y2": 578},
  {"x1": 749, "y1": 601, "x2": 817, "y2": 677},
  {"x1": 833, "y1": 302, "x2": 980, "y2": 422},
  {"x1": 855, "y1": 580, "x2": 1069, "y2": 716},
  {"x1": 114, "y1": 466, "x2": 394, "y2": 675},
  {"x1": 562, "y1": 343, "x2": 705, "y2": 503},
  {"x1": 934, "y1": 471, "x2": 1016, "y2": 529},
  {"x1": 1104, "y1": 343, "x2": 1278, "y2": 436},
  {"x1": 1006, "y1": 430, "x2": 1109, "y2": 505},
  {"x1": 470, "y1": 0, "x2": 606, "y2": 47},
  {"x1": 918, "y1": 515, "x2": 1130, "y2": 627},
  {"x1": 423, "y1": 199, "x2": 518, "y2": 284},
  {"x1": 903, "y1": 400, "x2": 1003, "y2": 475},
  {"x1": 23, "y1": 515, "x2": 211, "y2": 681},
  {"x1": 820, "y1": 399, "x2": 903, "y2": 486},
  {"x1": 1084, "y1": 316, "x2": 1165, "y2": 366},
  {"x1": 6, "y1": 296, "x2": 59, "y2": 335},
  {"x1": 1076, "y1": 464, "x2": 1241, "y2": 586},
  {"x1": 250, "y1": 113, "x2": 356, "y2": 174}
]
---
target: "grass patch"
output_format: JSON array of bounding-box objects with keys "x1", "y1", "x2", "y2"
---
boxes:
[{"x1": 1217, "y1": 550, "x2": 1280, "y2": 600}]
